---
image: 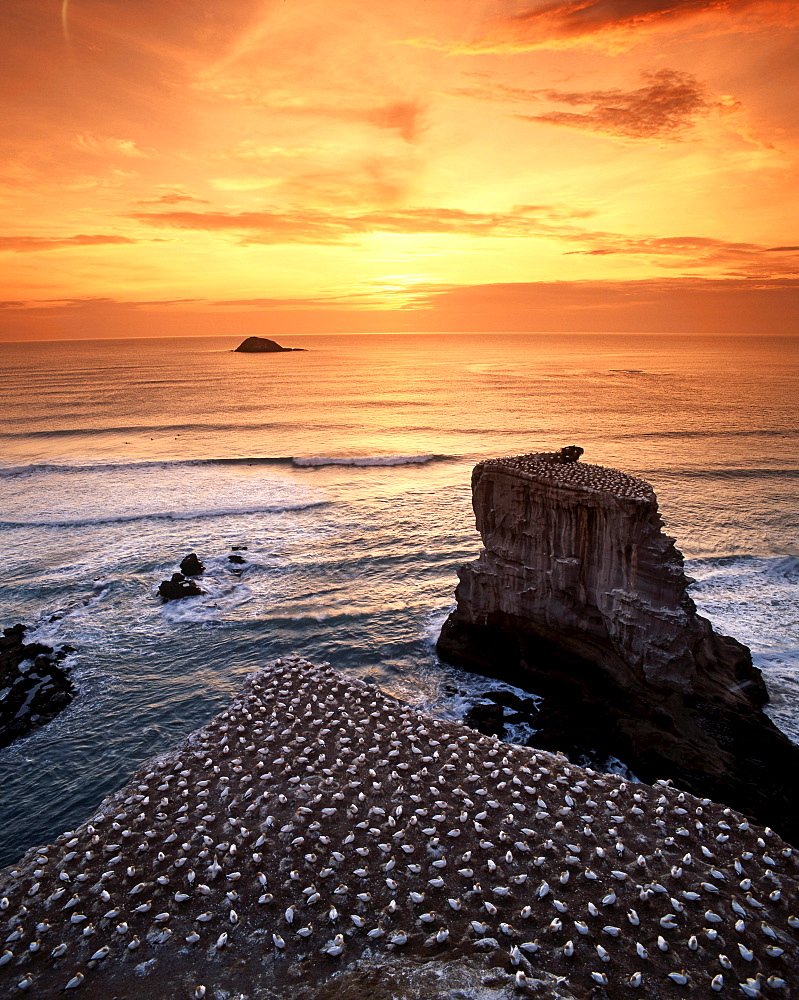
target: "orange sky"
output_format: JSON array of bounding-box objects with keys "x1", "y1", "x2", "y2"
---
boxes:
[{"x1": 2, "y1": 0, "x2": 798, "y2": 339}]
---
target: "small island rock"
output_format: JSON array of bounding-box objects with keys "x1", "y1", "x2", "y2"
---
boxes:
[
  {"x1": 233, "y1": 336, "x2": 306, "y2": 353},
  {"x1": 179, "y1": 552, "x2": 204, "y2": 576}
]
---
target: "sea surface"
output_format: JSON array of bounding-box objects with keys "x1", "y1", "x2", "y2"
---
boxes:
[{"x1": 0, "y1": 332, "x2": 797, "y2": 867}]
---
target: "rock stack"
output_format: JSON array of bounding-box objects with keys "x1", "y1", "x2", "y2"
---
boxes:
[{"x1": 436, "y1": 451, "x2": 799, "y2": 844}]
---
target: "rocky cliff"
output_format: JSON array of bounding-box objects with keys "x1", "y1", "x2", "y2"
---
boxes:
[{"x1": 437, "y1": 450, "x2": 799, "y2": 843}]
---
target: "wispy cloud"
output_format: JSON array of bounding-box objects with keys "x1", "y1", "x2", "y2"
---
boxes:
[
  {"x1": 0, "y1": 234, "x2": 138, "y2": 253},
  {"x1": 131, "y1": 204, "x2": 586, "y2": 244},
  {"x1": 72, "y1": 133, "x2": 150, "y2": 158},
  {"x1": 562, "y1": 233, "x2": 799, "y2": 275},
  {"x1": 135, "y1": 189, "x2": 209, "y2": 206}
]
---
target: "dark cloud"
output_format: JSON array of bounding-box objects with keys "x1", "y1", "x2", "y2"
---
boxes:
[
  {"x1": 0, "y1": 234, "x2": 137, "y2": 253},
  {"x1": 528, "y1": 70, "x2": 710, "y2": 138},
  {"x1": 494, "y1": 70, "x2": 712, "y2": 139},
  {"x1": 459, "y1": 0, "x2": 798, "y2": 50}
]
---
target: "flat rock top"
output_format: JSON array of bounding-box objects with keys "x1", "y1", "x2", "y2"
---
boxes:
[
  {"x1": 481, "y1": 453, "x2": 655, "y2": 503},
  {"x1": 1, "y1": 658, "x2": 796, "y2": 999}
]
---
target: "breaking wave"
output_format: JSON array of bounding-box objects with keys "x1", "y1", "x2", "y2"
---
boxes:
[
  {"x1": 0, "y1": 501, "x2": 330, "y2": 530},
  {"x1": 0, "y1": 454, "x2": 453, "y2": 478}
]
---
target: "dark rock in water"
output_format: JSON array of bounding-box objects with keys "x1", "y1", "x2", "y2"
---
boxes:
[
  {"x1": 157, "y1": 572, "x2": 203, "y2": 601},
  {"x1": 462, "y1": 701, "x2": 505, "y2": 736},
  {"x1": 178, "y1": 552, "x2": 204, "y2": 576},
  {"x1": 437, "y1": 449, "x2": 799, "y2": 844},
  {"x1": 228, "y1": 553, "x2": 246, "y2": 564},
  {"x1": 233, "y1": 336, "x2": 306, "y2": 353},
  {"x1": 3, "y1": 656, "x2": 797, "y2": 999},
  {"x1": 231, "y1": 544, "x2": 248, "y2": 551},
  {"x1": 0, "y1": 624, "x2": 75, "y2": 749}
]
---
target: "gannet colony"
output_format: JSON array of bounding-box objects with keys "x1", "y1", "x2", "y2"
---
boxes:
[{"x1": 1, "y1": 657, "x2": 797, "y2": 999}]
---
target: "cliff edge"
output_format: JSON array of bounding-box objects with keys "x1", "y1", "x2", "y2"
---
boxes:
[{"x1": 437, "y1": 449, "x2": 799, "y2": 843}]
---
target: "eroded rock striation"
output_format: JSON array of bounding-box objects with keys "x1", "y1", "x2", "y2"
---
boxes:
[
  {"x1": 1, "y1": 657, "x2": 797, "y2": 999},
  {"x1": 437, "y1": 450, "x2": 799, "y2": 844}
]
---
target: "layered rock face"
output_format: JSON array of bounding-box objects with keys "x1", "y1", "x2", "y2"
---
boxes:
[{"x1": 437, "y1": 451, "x2": 799, "y2": 844}]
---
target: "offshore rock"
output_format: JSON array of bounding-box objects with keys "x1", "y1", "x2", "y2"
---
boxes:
[
  {"x1": 437, "y1": 451, "x2": 799, "y2": 844},
  {"x1": 0, "y1": 624, "x2": 74, "y2": 749},
  {"x1": 179, "y1": 553, "x2": 204, "y2": 577},
  {"x1": 233, "y1": 336, "x2": 306, "y2": 353},
  {"x1": 1, "y1": 656, "x2": 797, "y2": 999},
  {"x1": 157, "y1": 572, "x2": 204, "y2": 601}
]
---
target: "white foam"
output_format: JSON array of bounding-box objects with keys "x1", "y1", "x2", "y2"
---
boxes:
[
  {"x1": 687, "y1": 554, "x2": 799, "y2": 744},
  {"x1": 292, "y1": 454, "x2": 442, "y2": 468},
  {"x1": 0, "y1": 460, "x2": 325, "y2": 528}
]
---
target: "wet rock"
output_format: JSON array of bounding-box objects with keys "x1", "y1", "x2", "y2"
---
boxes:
[
  {"x1": 0, "y1": 624, "x2": 75, "y2": 748},
  {"x1": 463, "y1": 701, "x2": 505, "y2": 736},
  {"x1": 157, "y1": 572, "x2": 204, "y2": 601},
  {"x1": 178, "y1": 552, "x2": 204, "y2": 576},
  {"x1": 228, "y1": 553, "x2": 247, "y2": 565},
  {"x1": 437, "y1": 449, "x2": 799, "y2": 843}
]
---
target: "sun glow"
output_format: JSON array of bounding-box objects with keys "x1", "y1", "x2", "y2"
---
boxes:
[{"x1": 0, "y1": 0, "x2": 797, "y2": 339}]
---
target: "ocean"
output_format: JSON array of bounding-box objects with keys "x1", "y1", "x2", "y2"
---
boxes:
[{"x1": 0, "y1": 332, "x2": 797, "y2": 868}]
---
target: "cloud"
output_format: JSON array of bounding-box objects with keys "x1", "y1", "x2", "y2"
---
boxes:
[
  {"x1": 136, "y1": 189, "x2": 209, "y2": 206},
  {"x1": 518, "y1": 70, "x2": 713, "y2": 139},
  {"x1": 446, "y1": 0, "x2": 799, "y2": 52},
  {"x1": 72, "y1": 134, "x2": 150, "y2": 158},
  {"x1": 403, "y1": 276, "x2": 799, "y2": 333},
  {"x1": 130, "y1": 202, "x2": 796, "y2": 278},
  {"x1": 131, "y1": 204, "x2": 583, "y2": 244},
  {"x1": 364, "y1": 100, "x2": 426, "y2": 142},
  {"x1": 0, "y1": 234, "x2": 138, "y2": 253},
  {"x1": 561, "y1": 233, "x2": 799, "y2": 275},
  {"x1": 3, "y1": 278, "x2": 797, "y2": 338},
  {"x1": 455, "y1": 70, "x2": 715, "y2": 140}
]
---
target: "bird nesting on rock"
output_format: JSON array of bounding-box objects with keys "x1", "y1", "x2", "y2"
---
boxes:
[
  {"x1": 0, "y1": 656, "x2": 797, "y2": 998},
  {"x1": 484, "y1": 449, "x2": 655, "y2": 501}
]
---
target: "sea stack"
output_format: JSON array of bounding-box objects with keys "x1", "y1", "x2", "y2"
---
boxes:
[
  {"x1": 2, "y1": 657, "x2": 797, "y2": 999},
  {"x1": 233, "y1": 337, "x2": 306, "y2": 353},
  {"x1": 436, "y1": 449, "x2": 799, "y2": 844}
]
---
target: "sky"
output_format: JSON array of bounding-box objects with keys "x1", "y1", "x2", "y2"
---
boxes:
[{"x1": 1, "y1": 0, "x2": 798, "y2": 340}]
